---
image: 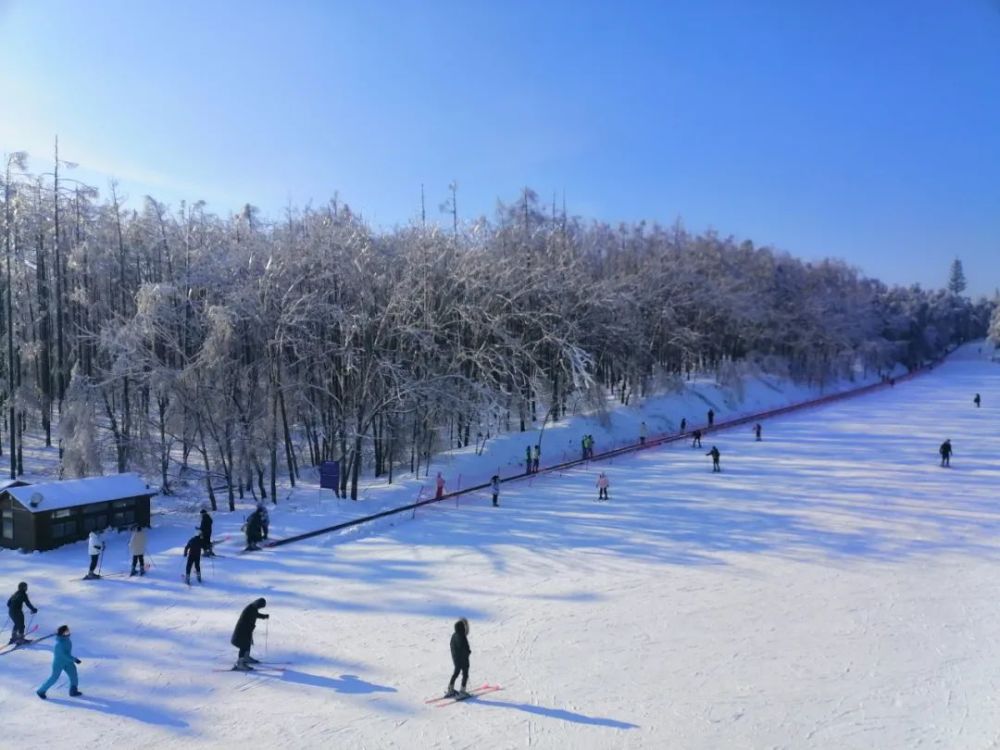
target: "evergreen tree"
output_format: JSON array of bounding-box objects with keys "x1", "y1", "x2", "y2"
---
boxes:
[{"x1": 948, "y1": 258, "x2": 967, "y2": 296}]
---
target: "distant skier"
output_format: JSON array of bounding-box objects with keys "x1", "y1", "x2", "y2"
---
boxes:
[
  {"x1": 85, "y1": 530, "x2": 105, "y2": 580},
  {"x1": 490, "y1": 475, "x2": 500, "y2": 507},
  {"x1": 526, "y1": 445, "x2": 534, "y2": 474},
  {"x1": 939, "y1": 439, "x2": 953, "y2": 468},
  {"x1": 183, "y1": 534, "x2": 204, "y2": 585},
  {"x1": 680, "y1": 418, "x2": 687, "y2": 433},
  {"x1": 7, "y1": 582, "x2": 37, "y2": 644},
  {"x1": 974, "y1": 393, "x2": 981, "y2": 408},
  {"x1": 435, "y1": 472, "x2": 446, "y2": 500},
  {"x1": 639, "y1": 421, "x2": 648, "y2": 446},
  {"x1": 707, "y1": 409, "x2": 715, "y2": 427},
  {"x1": 580, "y1": 436, "x2": 587, "y2": 461},
  {"x1": 586, "y1": 435, "x2": 595, "y2": 458},
  {"x1": 691, "y1": 429, "x2": 702, "y2": 448},
  {"x1": 199, "y1": 509, "x2": 215, "y2": 557},
  {"x1": 36, "y1": 625, "x2": 82, "y2": 699},
  {"x1": 753, "y1": 423, "x2": 762, "y2": 441},
  {"x1": 445, "y1": 617, "x2": 471, "y2": 698},
  {"x1": 128, "y1": 525, "x2": 147, "y2": 577},
  {"x1": 596, "y1": 472, "x2": 609, "y2": 501},
  {"x1": 231, "y1": 598, "x2": 269, "y2": 671},
  {"x1": 532, "y1": 445, "x2": 540, "y2": 473},
  {"x1": 707, "y1": 446, "x2": 721, "y2": 472},
  {"x1": 244, "y1": 509, "x2": 263, "y2": 552},
  {"x1": 257, "y1": 503, "x2": 270, "y2": 540}
]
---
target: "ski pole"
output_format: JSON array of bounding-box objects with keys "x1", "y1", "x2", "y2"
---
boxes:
[
  {"x1": 264, "y1": 617, "x2": 269, "y2": 659},
  {"x1": 97, "y1": 544, "x2": 106, "y2": 577}
]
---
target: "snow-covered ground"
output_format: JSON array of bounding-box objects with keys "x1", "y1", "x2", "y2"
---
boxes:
[{"x1": 3, "y1": 344, "x2": 999, "y2": 749}]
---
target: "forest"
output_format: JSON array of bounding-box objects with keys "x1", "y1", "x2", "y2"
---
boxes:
[{"x1": 1, "y1": 151, "x2": 995, "y2": 507}]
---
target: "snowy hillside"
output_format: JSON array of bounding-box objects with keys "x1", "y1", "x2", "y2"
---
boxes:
[{"x1": 2, "y1": 343, "x2": 999, "y2": 749}]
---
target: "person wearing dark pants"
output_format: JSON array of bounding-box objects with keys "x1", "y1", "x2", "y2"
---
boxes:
[
  {"x1": 231, "y1": 598, "x2": 269, "y2": 671},
  {"x1": 596, "y1": 472, "x2": 609, "y2": 501},
  {"x1": 85, "y1": 531, "x2": 104, "y2": 580},
  {"x1": 37, "y1": 625, "x2": 82, "y2": 699},
  {"x1": 754, "y1": 423, "x2": 762, "y2": 441},
  {"x1": 129, "y1": 525, "x2": 147, "y2": 576},
  {"x1": 7, "y1": 582, "x2": 37, "y2": 644},
  {"x1": 974, "y1": 393, "x2": 981, "y2": 408},
  {"x1": 183, "y1": 534, "x2": 203, "y2": 584},
  {"x1": 199, "y1": 509, "x2": 215, "y2": 557},
  {"x1": 490, "y1": 475, "x2": 500, "y2": 507},
  {"x1": 707, "y1": 446, "x2": 721, "y2": 472},
  {"x1": 446, "y1": 617, "x2": 471, "y2": 698},
  {"x1": 692, "y1": 429, "x2": 702, "y2": 448},
  {"x1": 939, "y1": 439, "x2": 953, "y2": 467},
  {"x1": 707, "y1": 409, "x2": 715, "y2": 427}
]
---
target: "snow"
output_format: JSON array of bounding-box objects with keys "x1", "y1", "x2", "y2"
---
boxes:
[
  {"x1": 2, "y1": 344, "x2": 999, "y2": 748},
  {"x1": 6, "y1": 473, "x2": 155, "y2": 513}
]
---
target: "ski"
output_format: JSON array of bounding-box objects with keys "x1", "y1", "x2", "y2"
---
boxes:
[
  {"x1": 426, "y1": 683, "x2": 502, "y2": 706},
  {"x1": 213, "y1": 664, "x2": 287, "y2": 673},
  {"x1": 0, "y1": 630, "x2": 54, "y2": 657},
  {"x1": 0, "y1": 624, "x2": 39, "y2": 655}
]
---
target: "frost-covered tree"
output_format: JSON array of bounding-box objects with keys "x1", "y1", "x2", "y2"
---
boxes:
[{"x1": 948, "y1": 258, "x2": 967, "y2": 296}]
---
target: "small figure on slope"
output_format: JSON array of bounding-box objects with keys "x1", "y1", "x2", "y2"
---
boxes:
[
  {"x1": 257, "y1": 503, "x2": 270, "y2": 540},
  {"x1": 586, "y1": 435, "x2": 595, "y2": 459},
  {"x1": 527, "y1": 445, "x2": 534, "y2": 474},
  {"x1": 939, "y1": 439, "x2": 953, "y2": 468},
  {"x1": 36, "y1": 625, "x2": 82, "y2": 699},
  {"x1": 435, "y1": 472, "x2": 446, "y2": 500},
  {"x1": 244, "y1": 508, "x2": 263, "y2": 552},
  {"x1": 7, "y1": 582, "x2": 38, "y2": 644},
  {"x1": 199, "y1": 509, "x2": 215, "y2": 557},
  {"x1": 580, "y1": 436, "x2": 587, "y2": 461},
  {"x1": 85, "y1": 530, "x2": 105, "y2": 580},
  {"x1": 639, "y1": 421, "x2": 648, "y2": 446},
  {"x1": 231, "y1": 598, "x2": 269, "y2": 671},
  {"x1": 183, "y1": 534, "x2": 204, "y2": 585},
  {"x1": 707, "y1": 409, "x2": 715, "y2": 427},
  {"x1": 753, "y1": 423, "x2": 762, "y2": 442},
  {"x1": 446, "y1": 617, "x2": 471, "y2": 698},
  {"x1": 680, "y1": 417, "x2": 687, "y2": 433},
  {"x1": 490, "y1": 475, "x2": 500, "y2": 508},
  {"x1": 129, "y1": 525, "x2": 147, "y2": 577},
  {"x1": 533, "y1": 444, "x2": 541, "y2": 473},
  {"x1": 974, "y1": 393, "x2": 981, "y2": 408},
  {"x1": 691, "y1": 429, "x2": 703, "y2": 448},
  {"x1": 707, "y1": 446, "x2": 721, "y2": 472},
  {"x1": 596, "y1": 472, "x2": 610, "y2": 501}
]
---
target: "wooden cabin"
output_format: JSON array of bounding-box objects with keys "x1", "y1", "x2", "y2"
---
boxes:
[{"x1": 0, "y1": 474, "x2": 156, "y2": 552}]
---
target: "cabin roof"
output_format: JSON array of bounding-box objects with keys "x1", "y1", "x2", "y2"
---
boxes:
[{"x1": 5, "y1": 474, "x2": 156, "y2": 512}]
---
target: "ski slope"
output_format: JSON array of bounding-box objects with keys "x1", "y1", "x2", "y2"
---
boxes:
[{"x1": 2, "y1": 345, "x2": 999, "y2": 749}]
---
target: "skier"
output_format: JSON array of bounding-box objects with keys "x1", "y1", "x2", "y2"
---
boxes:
[
  {"x1": 753, "y1": 423, "x2": 762, "y2": 441},
  {"x1": 586, "y1": 435, "x2": 595, "y2": 459},
  {"x1": 532, "y1": 445, "x2": 540, "y2": 473},
  {"x1": 7, "y1": 582, "x2": 37, "y2": 644},
  {"x1": 526, "y1": 445, "x2": 534, "y2": 474},
  {"x1": 85, "y1": 530, "x2": 105, "y2": 579},
  {"x1": 231, "y1": 598, "x2": 269, "y2": 670},
  {"x1": 707, "y1": 409, "x2": 715, "y2": 427},
  {"x1": 435, "y1": 472, "x2": 446, "y2": 500},
  {"x1": 490, "y1": 475, "x2": 500, "y2": 507},
  {"x1": 183, "y1": 533, "x2": 204, "y2": 585},
  {"x1": 691, "y1": 429, "x2": 702, "y2": 448},
  {"x1": 596, "y1": 472, "x2": 609, "y2": 501},
  {"x1": 36, "y1": 625, "x2": 82, "y2": 699},
  {"x1": 939, "y1": 439, "x2": 953, "y2": 468},
  {"x1": 257, "y1": 503, "x2": 270, "y2": 540},
  {"x1": 199, "y1": 509, "x2": 215, "y2": 557},
  {"x1": 974, "y1": 393, "x2": 981, "y2": 408},
  {"x1": 580, "y1": 436, "x2": 587, "y2": 461},
  {"x1": 244, "y1": 508, "x2": 263, "y2": 552},
  {"x1": 128, "y1": 525, "x2": 147, "y2": 577},
  {"x1": 445, "y1": 617, "x2": 471, "y2": 698},
  {"x1": 680, "y1": 417, "x2": 687, "y2": 433},
  {"x1": 707, "y1": 446, "x2": 721, "y2": 472},
  {"x1": 639, "y1": 421, "x2": 648, "y2": 446}
]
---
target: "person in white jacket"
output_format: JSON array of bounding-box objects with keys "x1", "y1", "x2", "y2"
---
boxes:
[
  {"x1": 128, "y1": 526, "x2": 148, "y2": 577},
  {"x1": 85, "y1": 531, "x2": 105, "y2": 580}
]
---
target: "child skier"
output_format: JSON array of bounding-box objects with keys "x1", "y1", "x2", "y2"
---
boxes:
[
  {"x1": 446, "y1": 617, "x2": 471, "y2": 698},
  {"x1": 129, "y1": 525, "x2": 147, "y2": 576},
  {"x1": 199, "y1": 509, "x2": 215, "y2": 557},
  {"x1": 939, "y1": 439, "x2": 953, "y2": 467},
  {"x1": 85, "y1": 530, "x2": 104, "y2": 579},
  {"x1": 435, "y1": 472, "x2": 446, "y2": 499},
  {"x1": 7, "y1": 582, "x2": 38, "y2": 644},
  {"x1": 691, "y1": 429, "x2": 702, "y2": 448},
  {"x1": 490, "y1": 475, "x2": 500, "y2": 507},
  {"x1": 231, "y1": 598, "x2": 269, "y2": 670},
  {"x1": 754, "y1": 423, "x2": 762, "y2": 441},
  {"x1": 36, "y1": 625, "x2": 82, "y2": 699},
  {"x1": 183, "y1": 533, "x2": 204, "y2": 584},
  {"x1": 707, "y1": 446, "x2": 721, "y2": 472},
  {"x1": 596, "y1": 472, "x2": 609, "y2": 501}
]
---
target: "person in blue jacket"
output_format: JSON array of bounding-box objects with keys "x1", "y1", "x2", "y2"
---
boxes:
[{"x1": 36, "y1": 624, "x2": 82, "y2": 699}]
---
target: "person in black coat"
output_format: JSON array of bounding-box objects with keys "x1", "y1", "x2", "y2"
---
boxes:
[
  {"x1": 754, "y1": 423, "x2": 762, "y2": 441},
  {"x1": 231, "y1": 598, "x2": 269, "y2": 670},
  {"x1": 707, "y1": 409, "x2": 715, "y2": 427},
  {"x1": 707, "y1": 446, "x2": 721, "y2": 472},
  {"x1": 691, "y1": 429, "x2": 702, "y2": 448},
  {"x1": 446, "y1": 617, "x2": 471, "y2": 697},
  {"x1": 183, "y1": 534, "x2": 204, "y2": 585},
  {"x1": 7, "y1": 582, "x2": 38, "y2": 644},
  {"x1": 939, "y1": 439, "x2": 953, "y2": 467},
  {"x1": 199, "y1": 509, "x2": 215, "y2": 557},
  {"x1": 244, "y1": 509, "x2": 262, "y2": 552},
  {"x1": 974, "y1": 393, "x2": 981, "y2": 408}
]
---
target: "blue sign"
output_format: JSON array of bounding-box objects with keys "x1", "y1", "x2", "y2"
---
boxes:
[{"x1": 319, "y1": 461, "x2": 340, "y2": 490}]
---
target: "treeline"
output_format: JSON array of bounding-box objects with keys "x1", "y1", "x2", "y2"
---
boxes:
[{"x1": 0, "y1": 153, "x2": 992, "y2": 505}]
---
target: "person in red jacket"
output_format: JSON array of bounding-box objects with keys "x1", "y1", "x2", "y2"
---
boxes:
[{"x1": 435, "y1": 472, "x2": 446, "y2": 499}]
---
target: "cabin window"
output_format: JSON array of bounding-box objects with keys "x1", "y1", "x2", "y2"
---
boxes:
[
  {"x1": 84, "y1": 502, "x2": 109, "y2": 514},
  {"x1": 2, "y1": 509, "x2": 12, "y2": 539},
  {"x1": 53, "y1": 508, "x2": 72, "y2": 518},
  {"x1": 112, "y1": 509, "x2": 135, "y2": 527},
  {"x1": 83, "y1": 514, "x2": 109, "y2": 532},
  {"x1": 52, "y1": 519, "x2": 77, "y2": 539},
  {"x1": 112, "y1": 500, "x2": 132, "y2": 509}
]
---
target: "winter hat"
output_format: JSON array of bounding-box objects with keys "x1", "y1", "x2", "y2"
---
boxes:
[
  {"x1": 17, "y1": 582, "x2": 27, "y2": 591},
  {"x1": 458, "y1": 617, "x2": 469, "y2": 635},
  {"x1": 254, "y1": 597, "x2": 267, "y2": 609}
]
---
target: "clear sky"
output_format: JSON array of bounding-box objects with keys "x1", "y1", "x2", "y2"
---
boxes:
[{"x1": 1, "y1": 0, "x2": 998, "y2": 295}]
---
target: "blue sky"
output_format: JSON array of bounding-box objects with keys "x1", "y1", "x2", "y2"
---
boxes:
[{"x1": 1, "y1": 0, "x2": 998, "y2": 295}]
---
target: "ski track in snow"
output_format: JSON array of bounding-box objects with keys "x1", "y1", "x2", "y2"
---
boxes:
[{"x1": 1, "y1": 344, "x2": 999, "y2": 747}]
